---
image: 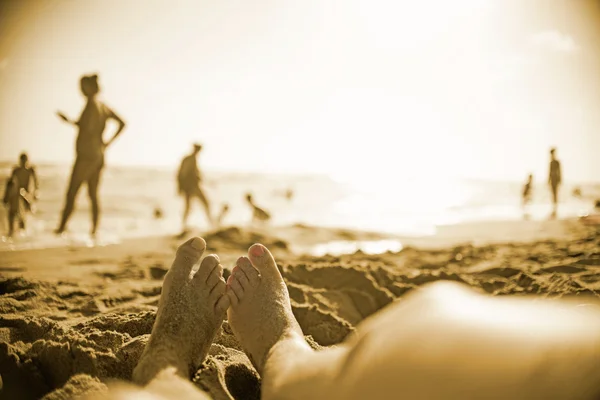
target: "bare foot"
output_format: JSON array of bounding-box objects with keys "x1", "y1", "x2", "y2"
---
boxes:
[
  {"x1": 226, "y1": 244, "x2": 309, "y2": 375},
  {"x1": 133, "y1": 237, "x2": 230, "y2": 385}
]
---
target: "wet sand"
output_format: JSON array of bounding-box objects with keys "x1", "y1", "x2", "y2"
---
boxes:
[{"x1": 1, "y1": 223, "x2": 599, "y2": 399}]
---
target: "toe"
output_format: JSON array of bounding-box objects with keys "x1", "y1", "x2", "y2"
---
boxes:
[
  {"x1": 215, "y1": 291, "x2": 230, "y2": 313},
  {"x1": 206, "y1": 264, "x2": 224, "y2": 289},
  {"x1": 237, "y1": 257, "x2": 260, "y2": 287},
  {"x1": 227, "y1": 274, "x2": 244, "y2": 303},
  {"x1": 226, "y1": 281, "x2": 239, "y2": 306},
  {"x1": 172, "y1": 237, "x2": 206, "y2": 278},
  {"x1": 248, "y1": 243, "x2": 282, "y2": 279},
  {"x1": 232, "y1": 266, "x2": 250, "y2": 289},
  {"x1": 210, "y1": 278, "x2": 227, "y2": 299},
  {"x1": 193, "y1": 254, "x2": 219, "y2": 283},
  {"x1": 210, "y1": 279, "x2": 228, "y2": 311}
]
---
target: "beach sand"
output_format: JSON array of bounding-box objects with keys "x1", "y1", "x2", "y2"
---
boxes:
[{"x1": 1, "y1": 222, "x2": 599, "y2": 399}]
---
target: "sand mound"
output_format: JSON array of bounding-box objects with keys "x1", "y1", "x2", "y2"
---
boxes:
[{"x1": 204, "y1": 227, "x2": 288, "y2": 253}]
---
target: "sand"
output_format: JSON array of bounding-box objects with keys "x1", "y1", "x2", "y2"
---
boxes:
[{"x1": 0, "y1": 223, "x2": 599, "y2": 399}]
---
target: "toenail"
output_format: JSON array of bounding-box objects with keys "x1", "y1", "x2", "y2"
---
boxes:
[
  {"x1": 249, "y1": 244, "x2": 265, "y2": 256},
  {"x1": 211, "y1": 254, "x2": 220, "y2": 261},
  {"x1": 191, "y1": 237, "x2": 204, "y2": 250}
]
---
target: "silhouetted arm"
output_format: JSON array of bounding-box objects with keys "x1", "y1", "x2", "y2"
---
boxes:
[
  {"x1": 557, "y1": 162, "x2": 562, "y2": 185},
  {"x1": 104, "y1": 106, "x2": 126, "y2": 148},
  {"x1": 56, "y1": 111, "x2": 79, "y2": 127}
]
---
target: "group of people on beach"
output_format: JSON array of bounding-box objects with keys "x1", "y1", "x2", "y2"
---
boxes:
[
  {"x1": 521, "y1": 147, "x2": 563, "y2": 218},
  {"x1": 2, "y1": 74, "x2": 275, "y2": 238},
  {"x1": 2, "y1": 74, "x2": 125, "y2": 238}
]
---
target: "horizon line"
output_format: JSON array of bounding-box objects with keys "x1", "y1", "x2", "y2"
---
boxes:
[{"x1": 1, "y1": 159, "x2": 599, "y2": 186}]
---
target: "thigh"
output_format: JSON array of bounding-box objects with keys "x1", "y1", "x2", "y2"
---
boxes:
[
  {"x1": 193, "y1": 186, "x2": 208, "y2": 204},
  {"x1": 87, "y1": 159, "x2": 104, "y2": 196},
  {"x1": 67, "y1": 159, "x2": 91, "y2": 193},
  {"x1": 338, "y1": 282, "x2": 600, "y2": 399}
]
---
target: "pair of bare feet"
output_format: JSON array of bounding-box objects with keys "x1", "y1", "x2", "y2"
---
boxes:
[{"x1": 133, "y1": 237, "x2": 305, "y2": 387}]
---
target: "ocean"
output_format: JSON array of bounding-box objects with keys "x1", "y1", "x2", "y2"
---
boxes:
[{"x1": 1, "y1": 162, "x2": 599, "y2": 251}]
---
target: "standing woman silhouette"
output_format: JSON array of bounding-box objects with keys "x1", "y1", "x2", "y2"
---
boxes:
[{"x1": 55, "y1": 74, "x2": 126, "y2": 237}]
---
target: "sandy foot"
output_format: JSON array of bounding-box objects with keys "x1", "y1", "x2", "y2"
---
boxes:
[
  {"x1": 133, "y1": 237, "x2": 230, "y2": 384},
  {"x1": 226, "y1": 243, "x2": 307, "y2": 373}
]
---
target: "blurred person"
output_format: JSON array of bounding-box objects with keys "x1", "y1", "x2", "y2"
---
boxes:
[
  {"x1": 522, "y1": 173, "x2": 533, "y2": 206},
  {"x1": 55, "y1": 74, "x2": 126, "y2": 237},
  {"x1": 285, "y1": 188, "x2": 294, "y2": 201},
  {"x1": 245, "y1": 193, "x2": 271, "y2": 223},
  {"x1": 2, "y1": 152, "x2": 38, "y2": 237},
  {"x1": 177, "y1": 143, "x2": 212, "y2": 231},
  {"x1": 548, "y1": 147, "x2": 562, "y2": 218},
  {"x1": 522, "y1": 173, "x2": 533, "y2": 219},
  {"x1": 216, "y1": 203, "x2": 230, "y2": 227}
]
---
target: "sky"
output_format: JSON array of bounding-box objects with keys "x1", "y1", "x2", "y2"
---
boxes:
[{"x1": 1, "y1": 0, "x2": 599, "y2": 183}]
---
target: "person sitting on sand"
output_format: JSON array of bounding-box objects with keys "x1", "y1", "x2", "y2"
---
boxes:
[
  {"x1": 177, "y1": 143, "x2": 212, "y2": 231},
  {"x1": 2, "y1": 153, "x2": 39, "y2": 237},
  {"x1": 245, "y1": 193, "x2": 271, "y2": 224},
  {"x1": 55, "y1": 74, "x2": 126, "y2": 237},
  {"x1": 216, "y1": 203, "x2": 230, "y2": 227},
  {"x1": 95, "y1": 237, "x2": 600, "y2": 400}
]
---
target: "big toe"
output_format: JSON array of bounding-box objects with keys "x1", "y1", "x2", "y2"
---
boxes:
[
  {"x1": 248, "y1": 243, "x2": 282, "y2": 281},
  {"x1": 172, "y1": 237, "x2": 206, "y2": 278}
]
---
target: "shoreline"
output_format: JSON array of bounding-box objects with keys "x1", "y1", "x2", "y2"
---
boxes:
[
  {"x1": 1, "y1": 215, "x2": 595, "y2": 255},
  {"x1": 0, "y1": 219, "x2": 596, "y2": 283}
]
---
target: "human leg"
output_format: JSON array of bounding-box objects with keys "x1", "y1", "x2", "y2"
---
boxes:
[
  {"x1": 86, "y1": 367, "x2": 212, "y2": 400},
  {"x1": 87, "y1": 163, "x2": 103, "y2": 236},
  {"x1": 7, "y1": 210, "x2": 16, "y2": 237},
  {"x1": 228, "y1": 244, "x2": 600, "y2": 400},
  {"x1": 194, "y1": 187, "x2": 213, "y2": 226},
  {"x1": 17, "y1": 197, "x2": 26, "y2": 231},
  {"x1": 182, "y1": 193, "x2": 192, "y2": 230},
  {"x1": 552, "y1": 184, "x2": 559, "y2": 214},
  {"x1": 56, "y1": 160, "x2": 87, "y2": 233}
]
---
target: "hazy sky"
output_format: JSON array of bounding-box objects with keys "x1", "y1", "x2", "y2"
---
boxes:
[{"x1": 1, "y1": 0, "x2": 599, "y2": 183}]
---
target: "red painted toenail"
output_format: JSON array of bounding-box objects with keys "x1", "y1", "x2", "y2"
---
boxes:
[{"x1": 250, "y1": 244, "x2": 265, "y2": 256}]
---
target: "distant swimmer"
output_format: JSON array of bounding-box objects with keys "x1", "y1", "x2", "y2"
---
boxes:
[
  {"x1": 521, "y1": 173, "x2": 533, "y2": 220},
  {"x1": 245, "y1": 193, "x2": 271, "y2": 223},
  {"x1": 55, "y1": 74, "x2": 126, "y2": 237},
  {"x1": 216, "y1": 203, "x2": 230, "y2": 227},
  {"x1": 522, "y1": 174, "x2": 533, "y2": 206},
  {"x1": 285, "y1": 188, "x2": 294, "y2": 201},
  {"x1": 2, "y1": 153, "x2": 39, "y2": 237},
  {"x1": 548, "y1": 147, "x2": 562, "y2": 218},
  {"x1": 177, "y1": 143, "x2": 212, "y2": 231}
]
